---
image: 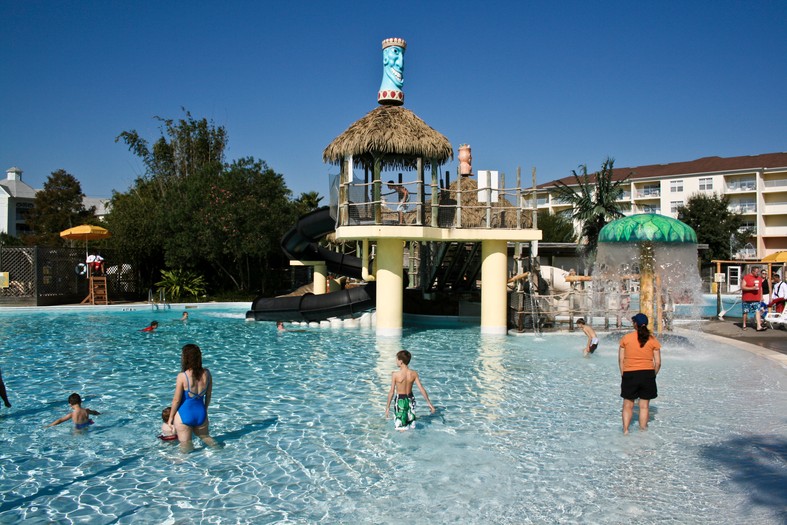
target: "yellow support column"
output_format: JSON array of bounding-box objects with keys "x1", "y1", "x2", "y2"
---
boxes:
[
  {"x1": 376, "y1": 238, "x2": 404, "y2": 336},
  {"x1": 481, "y1": 239, "x2": 508, "y2": 335},
  {"x1": 313, "y1": 263, "x2": 328, "y2": 295}
]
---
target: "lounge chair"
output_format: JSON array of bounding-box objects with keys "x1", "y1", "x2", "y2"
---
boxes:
[{"x1": 764, "y1": 309, "x2": 787, "y2": 329}]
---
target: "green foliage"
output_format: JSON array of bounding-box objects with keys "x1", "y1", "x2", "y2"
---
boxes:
[
  {"x1": 108, "y1": 109, "x2": 300, "y2": 294},
  {"x1": 0, "y1": 233, "x2": 25, "y2": 247},
  {"x1": 155, "y1": 268, "x2": 207, "y2": 301},
  {"x1": 536, "y1": 209, "x2": 576, "y2": 243},
  {"x1": 293, "y1": 191, "x2": 324, "y2": 216},
  {"x1": 551, "y1": 158, "x2": 629, "y2": 256},
  {"x1": 25, "y1": 169, "x2": 96, "y2": 246},
  {"x1": 677, "y1": 193, "x2": 749, "y2": 263}
]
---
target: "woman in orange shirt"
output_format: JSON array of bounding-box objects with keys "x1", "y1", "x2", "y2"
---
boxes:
[{"x1": 618, "y1": 313, "x2": 661, "y2": 434}]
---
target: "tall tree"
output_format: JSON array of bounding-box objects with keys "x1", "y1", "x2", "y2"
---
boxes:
[
  {"x1": 551, "y1": 157, "x2": 629, "y2": 256},
  {"x1": 25, "y1": 169, "x2": 96, "y2": 246},
  {"x1": 677, "y1": 193, "x2": 750, "y2": 263},
  {"x1": 293, "y1": 191, "x2": 324, "y2": 216},
  {"x1": 109, "y1": 110, "x2": 298, "y2": 293},
  {"x1": 537, "y1": 209, "x2": 576, "y2": 243}
]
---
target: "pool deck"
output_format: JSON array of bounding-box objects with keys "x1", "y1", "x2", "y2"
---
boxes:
[{"x1": 694, "y1": 318, "x2": 787, "y2": 368}]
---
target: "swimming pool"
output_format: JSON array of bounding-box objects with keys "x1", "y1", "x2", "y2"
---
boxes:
[{"x1": 0, "y1": 305, "x2": 785, "y2": 524}]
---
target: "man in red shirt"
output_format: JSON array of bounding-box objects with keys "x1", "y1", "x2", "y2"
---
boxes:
[{"x1": 741, "y1": 265, "x2": 765, "y2": 331}]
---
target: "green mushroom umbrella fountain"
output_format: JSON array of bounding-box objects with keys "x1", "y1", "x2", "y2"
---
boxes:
[{"x1": 597, "y1": 213, "x2": 699, "y2": 329}]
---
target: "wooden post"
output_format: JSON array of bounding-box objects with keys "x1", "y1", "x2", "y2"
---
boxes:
[
  {"x1": 416, "y1": 157, "x2": 423, "y2": 226},
  {"x1": 373, "y1": 157, "x2": 382, "y2": 225},
  {"x1": 456, "y1": 166, "x2": 462, "y2": 228},
  {"x1": 431, "y1": 160, "x2": 439, "y2": 227},
  {"x1": 485, "y1": 170, "x2": 492, "y2": 228}
]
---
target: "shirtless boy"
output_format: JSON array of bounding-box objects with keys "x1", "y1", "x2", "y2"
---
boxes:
[
  {"x1": 47, "y1": 393, "x2": 100, "y2": 430},
  {"x1": 384, "y1": 350, "x2": 435, "y2": 430},
  {"x1": 576, "y1": 318, "x2": 599, "y2": 356}
]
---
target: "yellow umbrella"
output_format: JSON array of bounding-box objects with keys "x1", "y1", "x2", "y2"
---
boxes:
[
  {"x1": 761, "y1": 251, "x2": 787, "y2": 262},
  {"x1": 60, "y1": 224, "x2": 111, "y2": 258}
]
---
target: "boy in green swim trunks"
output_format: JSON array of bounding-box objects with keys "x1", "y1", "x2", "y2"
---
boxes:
[{"x1": 384, "y1": 350, "x2": 435, "y2": 430}]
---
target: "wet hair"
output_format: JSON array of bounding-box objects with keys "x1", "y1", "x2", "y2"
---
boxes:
[
  {"x1": 637, "y1": 324, "x2": 651, "y2": 347},
  {"x1": 68, "y1": 393, "x2": 82, "y2": 406},
  {"x1": 396, "y1": 350, "x2": 412, "y2": 365},
  {"x1": 387, "y1": 179, "x2": 395, "y2": 185},
  {"x1": 181, "y1": 344, "x2": 205, "y2": 383},
  {"x1": 151, "y1": 321, "x2": 159, "y2": 327},
  {"x1": 576, "y1": 318, "x2": 585, "y2": 325},
  {"x1": 162, "y1": 407, "x2": 171, "y2": 422}
]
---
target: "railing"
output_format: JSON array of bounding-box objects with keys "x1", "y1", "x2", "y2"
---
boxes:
[
  {"x1": 148, "y1": 288, "x2": 171, "y2": 310},
  {"x1": 337, "y1": 172, "x2": 535, "y2": 229}
]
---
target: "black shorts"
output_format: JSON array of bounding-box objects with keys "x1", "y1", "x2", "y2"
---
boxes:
[
  {"x1": 588, "y1": 343, "x2": 598, "y2": 354},
  {"x1": 620, "y1": 370, "x2": 658, "y2": 400}
]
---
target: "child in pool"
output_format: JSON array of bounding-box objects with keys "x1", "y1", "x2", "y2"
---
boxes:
[
  {"x1": 384, "y1": 350, "x2": 435, "y2": 430},
  {"x1": 47, "y1": 393, "x2": 100, "y2": 430},
  {"x1": 159, "y1": 406, "x2": 177, "y2": 441},
  {"x1": 141, "y1": 321, "x2": 159, "y2": 332},
  {"x1": 577, "y1": 318, "x2": 599, "y2": 356}
]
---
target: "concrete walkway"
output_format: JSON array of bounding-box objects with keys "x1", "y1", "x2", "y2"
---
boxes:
[{"x1": 693, "y1": 318, "x2": 787, "y2": 368}]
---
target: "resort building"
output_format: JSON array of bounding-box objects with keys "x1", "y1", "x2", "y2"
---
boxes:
[
  {"x1": 535, "y1": 152, "x2": 787, "y2": 259},
  {"x1": 0, "y1": 166, "x2": 111, "y2": 236},
  {"x1": 0, "y1": 167, "x2": 36, "y2": 236}
]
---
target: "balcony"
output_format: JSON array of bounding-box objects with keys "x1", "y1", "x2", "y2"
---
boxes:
[
  {"x1": 762, "y1": 178, "x2": 787, "y2": 192},
  {"x1": 725, "y1": 180, "x2": 756, "y2": 193},
  {"x1": 634, "y1": 190, "x2": 660, "y2": 200},
  {"x1": 728, "y1": 204, "x2": 757, "y2": 214}
]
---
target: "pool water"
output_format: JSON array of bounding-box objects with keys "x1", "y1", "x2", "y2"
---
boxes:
[{"x1": 0, "y1": 305, "x2": 785, "y2": 524}]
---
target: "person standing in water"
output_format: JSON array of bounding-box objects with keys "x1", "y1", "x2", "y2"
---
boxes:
[
  {"x1": 0, "y1": 369, "x2": 10, "y2": 408},
  {"x1": 576, "y1": 318, "x2": 599, "y2": 356},
  {"x1": 619, "y1": 313, "x2": 661, "y2": 434},
  {"x1": 167, "y1": 344, "x2": 217, "y2": 451},
  {"x1": 384, "y1": 350, "x2": 435, "y2": 430}
]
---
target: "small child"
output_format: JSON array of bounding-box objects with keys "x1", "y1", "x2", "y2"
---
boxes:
[
  {"x1": 384, "y1": 350, "x2": 435, "y2": 430},
  {"x1": 181, "y1": 312, "x2": 189, "y2": 321},
  {"x1": 47, "y1": 393, "x2": 100, "y2": 430},
  {"x1": 141, "y1": 321, "x2": 159, "y2": 332},
  {"x1": 159, "y1": 407, "x2": 177, "y2": 441},
  {"x1": 576, "y1": 318, "x2": 599, "y2": 356}
]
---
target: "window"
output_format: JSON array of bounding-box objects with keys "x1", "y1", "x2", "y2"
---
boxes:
[
  {"x1": 670, "y1": 180, "x2": 684, "y2": 193},
  {"x1": 699, "y1": 177, "x2": 713, "y2": 191},
  {"x1": 670, "y1": 201, "x2": 683, "y2": 214}
]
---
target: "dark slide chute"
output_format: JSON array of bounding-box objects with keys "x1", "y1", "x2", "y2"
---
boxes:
[{"x1": 246, "y1": 207, "x2": 375, "y2": 322}]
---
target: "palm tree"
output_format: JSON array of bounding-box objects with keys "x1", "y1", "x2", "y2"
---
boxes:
[{"x1": 551, "y1": 157, "x2": 629, "y2": 256}]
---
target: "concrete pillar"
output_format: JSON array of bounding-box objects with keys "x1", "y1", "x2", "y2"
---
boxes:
[
  {"x1": 376, "y1": 238, "x2": 404, "y2": 336},
  {"x1": 313, "y1": 263, "x2": 328, "y2": 295},
  {"x1": 481, "y1": 239, "x2": 508, "y2": 335}
]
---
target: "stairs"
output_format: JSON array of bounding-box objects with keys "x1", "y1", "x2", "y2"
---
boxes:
[{"x1": 81, "y1": 276, "x2": 109, "y2": 305}]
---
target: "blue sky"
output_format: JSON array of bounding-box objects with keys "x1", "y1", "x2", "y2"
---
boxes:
[{"x1": 2, "y1": 1, "x2": 786, "y2": 200}]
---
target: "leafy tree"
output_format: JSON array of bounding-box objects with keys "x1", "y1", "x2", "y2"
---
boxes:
[
  {"x1": 677, "y1": 193, "x2": 750, "y2": 263},
  {"x1": 109, "y1": 110, "x2": 298, "y2": 294},
  {"x1": 0, "y1": 233, "x2": 25, "y2": 247},
  {"x1": 536, "y1": 209, "x2": 576, "y2": 243},
  {"x1": 551, "y1": 157, "x2": 629, "y2": 256},
  {"x1": 293, "y1": 191, "x2": 324, "y2": 216},
  {"x1": 25, "y1": 169, "x2": 96, "y2": 246}
]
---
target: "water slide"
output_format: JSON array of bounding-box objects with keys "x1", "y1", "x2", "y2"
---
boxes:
[{"x1": 246, "y1": 207, "x2": 376, "y2": 322}]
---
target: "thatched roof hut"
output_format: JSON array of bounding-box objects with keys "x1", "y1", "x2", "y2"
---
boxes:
[{"x1": 323, "y1": 105, "x2": 453, "y2": 170}]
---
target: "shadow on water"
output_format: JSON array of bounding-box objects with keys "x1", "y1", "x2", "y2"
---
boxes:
[
  {"x1": 215, "y1": 416, "x2": 278, "y2": 443},
  {"x1": 700, "y1": 434, "x2": 787, "y2": 521},
  {"x1": 0, "y1": 453, "x2": 144, "y2": 514}
]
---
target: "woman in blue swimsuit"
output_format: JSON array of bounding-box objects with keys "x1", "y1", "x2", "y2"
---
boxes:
[{"x1": 167, "y1": 344, "x2": 217, "y2": 451}]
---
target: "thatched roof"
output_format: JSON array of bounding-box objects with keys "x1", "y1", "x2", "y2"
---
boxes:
[{"x1": 323, "y1": 105, "x2": 453, "y2": 171}]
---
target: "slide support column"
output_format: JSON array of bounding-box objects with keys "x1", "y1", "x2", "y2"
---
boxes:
[
  {"x1": 376, "y1": 238, "x2": 404, "y2": 336},
  {"x1": 481, "y1": 239, "x2": 508, "y2": 335}
]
